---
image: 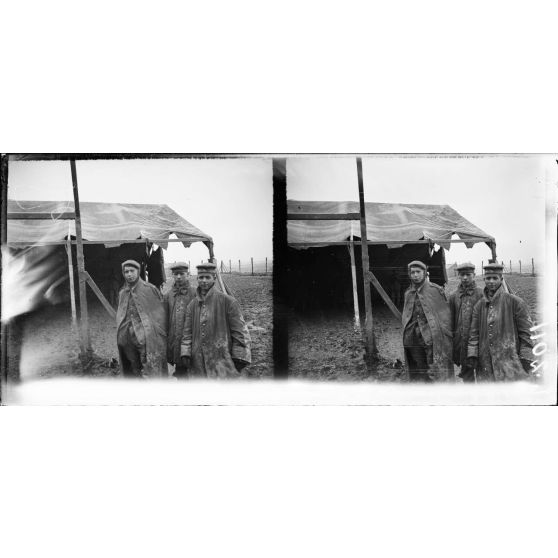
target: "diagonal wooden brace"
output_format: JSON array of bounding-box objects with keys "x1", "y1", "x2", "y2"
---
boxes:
[
  {"x1": 82, "y1": 271, "x2": 116, "y2": 319},
  {"x1": 367, "y1": 270, "x2": 402, "y2": 322}
]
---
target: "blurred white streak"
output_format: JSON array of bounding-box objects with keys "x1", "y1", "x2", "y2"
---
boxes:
[{"x1": 1, "y1": 245, "x2": 67, "y2": 322}]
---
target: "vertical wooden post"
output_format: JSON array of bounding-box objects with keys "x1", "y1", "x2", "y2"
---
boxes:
[
  {"x1": 272, "y1": 157, "x2": 288, "y2": 379},
  {"x1": 519, "y1": 260, "x2": 522, "y2": 274},
  {"x1": 481, "y1": 260, "x2": 484, "y2": 275},
  {"x1": 532, "y1": 258, "x2": 535, "y2": 275},
  {"x1": 509, "y1": 260, "x2": 512, "y2": 273},
  {"x1": 348, "y1": 230, "x2": 361, "y2": 332},
  {"x1": 238, "y1": 259, "x2": 241, "y2": 273},
  {"x1": 66, "y1": 233, "x2": 77, "y2": 331},
  {"x1": 489, "y1": 242, "x2": 497, "y2": 263},
  {"x1": 265, "y1": 257, "x2": 268, "y2": 274},
  {"x1": 356, "y1": 157, "x2": 377, "y2": 360},
  {"x1": 229, "y1": 259, "x2": 232, "y2": 274},
  {"x1": 251, "y1": 257, "x2": 254, "y2": 276},
  {"x1": 207, "y1": 242, "x2": 226, "y2": 294},
  {"x1": 70, "y1": 159, "x2": 92, "y2": 358}
]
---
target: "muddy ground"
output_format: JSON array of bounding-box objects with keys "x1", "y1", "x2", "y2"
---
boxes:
[
  {"x1": 288, "y1": 274, "x2": 541, "y2": 381},
  {"x1": 8, "y1": 274, "x2": 273, "y2": 381}
]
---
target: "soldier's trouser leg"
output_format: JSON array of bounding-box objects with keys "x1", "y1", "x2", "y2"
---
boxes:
[
  {"x1": 406, "y1": 345, "x2": 433, "y2": 382},
  {"x1": 458, "y1": 364, "x2": 476, "y2": 383},
  {"x1": 117, "y1": 328, "x2": 144, "y2": 377},
  {"x1": 118, "y1": 343, "x2": 143, "y2": 377},
  {"x1": 173, "y1": 364, "x2": 189, "y2": 379}
]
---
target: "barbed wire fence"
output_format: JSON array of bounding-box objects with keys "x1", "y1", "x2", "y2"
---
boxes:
[
  {"x1": 167, "y1": 258, "x2": 273, "y2": 276},
  {"x1": 448, "y1": 258, "x2": 538, "y2": 276}
]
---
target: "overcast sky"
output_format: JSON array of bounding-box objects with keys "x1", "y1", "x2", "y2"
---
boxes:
[
  {"x1": 7, "y1": 158, "x2": 273, "y2": 265},
  {"x1": 287, "y1": 155, "x2": 556, "y2": 273}
]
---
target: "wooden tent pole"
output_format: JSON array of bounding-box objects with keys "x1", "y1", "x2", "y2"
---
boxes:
[
  {"x1": 65, "y1": 227, "x2": 77, "y2": 331},
  {"x1": 356, "y1": 157, "x2": 378, "y2": 361},
  {"x1": 489, "y1": 240, "x2": 509, "y2": 293},
  {"x1": 70, "y1": 159, "x2": 92, "y2": 358},
  {"x1": 208, "y1": 240, "x2": 228, "y2": 295},
  {"x1": 348, "y1": 227, "x2": 361, "y2": 332}
]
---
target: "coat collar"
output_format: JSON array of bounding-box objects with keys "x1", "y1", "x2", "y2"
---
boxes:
[
  {"x1": 410, "y1": 279, "x2": 428, "y2": 294},
  {"x1": 482, "y1": 284, "x2": 503, "y2": 303},
  {"x1": 125, "y1": 279, "x2": 141, "y2": 293},
  {"x1": 172, "y1": 283, "x2": 190, "y2": 296},
  {"x1": 195, "y1": 285, "x2": 216, "y2": 302},
  {"x1": 458, "y1": 283, "x2": 477, "y2": 297}
]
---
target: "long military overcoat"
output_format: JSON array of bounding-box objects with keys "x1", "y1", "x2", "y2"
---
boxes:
[
  {"x1": 163, "y1": 285, "x2": 195, "y2": 365},
  {"x1": 116, "y1": 279, "x2": 167, "y2": 378},
  {"x1": 449, "y1": 284, "x2": 484, "y2": 367},
  {"x1": 181, "y1": 286, "x2": 251, "y2": 378},
  {"x1": 467, "y1": 286, "x2": 534, "y2": 381},
  {"x1": 402, "y1": 280, "x2": 454, "y2": 381}
]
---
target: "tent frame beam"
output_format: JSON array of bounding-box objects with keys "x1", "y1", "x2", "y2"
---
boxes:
[
  {"x1": 287, "y1": 213, "x2": 361, "y2": 221},
  {"x1": 289, "y1": 238, "x2": 493, "y2": 248},
  {"x1": 6, "y1": 238, "x2": 207, "y2": 247}
]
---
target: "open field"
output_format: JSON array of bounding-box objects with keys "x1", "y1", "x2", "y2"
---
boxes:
[
  {"x1": 7, "y1": 275, "x2": 273, "y2": 381},
  {"x1": 288, "y1": 274, "x2": 541, "y2": 380}
]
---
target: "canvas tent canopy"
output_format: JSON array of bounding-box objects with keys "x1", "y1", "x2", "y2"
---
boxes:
[
  {"x1": 286, "y1": 200, "x2": 496, "y2": 315},
  {"x1": 5, "y1": 200, "x2": 214, "y2": 316},
  {"x1": 7, "y1": 200, "x2": 212, "y2": 248},
  {"x1": 288, "y1": 200, "x2": 495, "y2": 250}
]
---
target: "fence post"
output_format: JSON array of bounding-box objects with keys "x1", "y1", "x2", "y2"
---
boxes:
[
  {"x1": 265, "y1": 257, "x2": 268, "y2": 274},
  {"x1": 239, "y1": 259, "x2": 241, "y2": 273},
  {"x1": 251, "y1": 257, "x2": 254, "y2": 276},
  {"x1": 519, "y1": 260, "x2": 522, "y2": 274},
  {"x1": 481, "y1": 260, "x2": 483, "y2": 275},
  {"x1": 220, "y1": 260, "x2": 224, "y2": 272},
  {"x1": 509, "y1": 260, "x2": 512, "y2": 273},
  {"x1": 229, "y1": 259, "x2": 232, "y2": 274},
  {"x1": 532, "y1": 258, "x2": 535, "y2": 276}
]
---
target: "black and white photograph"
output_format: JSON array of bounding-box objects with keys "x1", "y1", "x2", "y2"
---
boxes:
[
  {"x1": 2, "y1": 156, "x2": 273, "y2": 403},
  {"x1": 284, "y1": 154, "x2": 556, "y2": 403},
  {"x1": 2, "y1": 3, "x2": 558, "y2": 558},
  {"x1": 1, "y1": 153, "x2": 556, "y2": 405}
]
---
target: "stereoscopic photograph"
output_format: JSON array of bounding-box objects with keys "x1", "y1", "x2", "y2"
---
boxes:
[{"x1": 1, "y1": 153, "x2": 556, "y2": 405}]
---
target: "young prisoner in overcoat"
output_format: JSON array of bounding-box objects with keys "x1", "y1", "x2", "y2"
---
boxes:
[
  {"x1": 401, "y1": 260, "x2": 454, "y2": 381},
  {"x1": 465, "y1": 262, "x2": 534, "y2": 381},
  {"x1": 448, "y1": 262, "x2": 484, "y2": 382},
  {"x1": 180, "y1": 263, "x2": 251, "y2": 378},
  {"x1": 116, "y1": 259, "x2": 168, "y2": 378},
  {"x1": 163, "y1": 262, "x2": 196, "y2": 378}
]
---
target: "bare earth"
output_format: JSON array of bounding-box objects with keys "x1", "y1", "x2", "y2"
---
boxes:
[
  {"x1": 288, "y1": 274, "x2": 541, "y2": 381},
  {"x1": 10, "y1": 274, "x2": 273, "y2": 381}
]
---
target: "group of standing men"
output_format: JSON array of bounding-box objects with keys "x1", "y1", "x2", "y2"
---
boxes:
[
  {"x1": 116, "y1": 259, "x2": 251, "y2": 379},
  {"x1": 402, "y1": 260, "x2": 535, "y2": 382}
]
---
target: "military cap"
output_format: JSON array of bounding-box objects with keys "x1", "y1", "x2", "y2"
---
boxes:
[
  {"x1": 196, "y1": 262, "x2": 217, "y2": 274},
  {"x1": 121, "y1": 259, "x2": 141, "y2": 271},
  {"x1": 456, "y1": 262, "x2": 475, "y2": 272},
  {"x1": 483, "y1": 262, "x2": 504, "y2": 274},
  {"x1": 170, "y1": 261, "x2": 189, "y2": 272},
  {"x1": 407, "y1": 260, "x2": 427, "y2": 271}
]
